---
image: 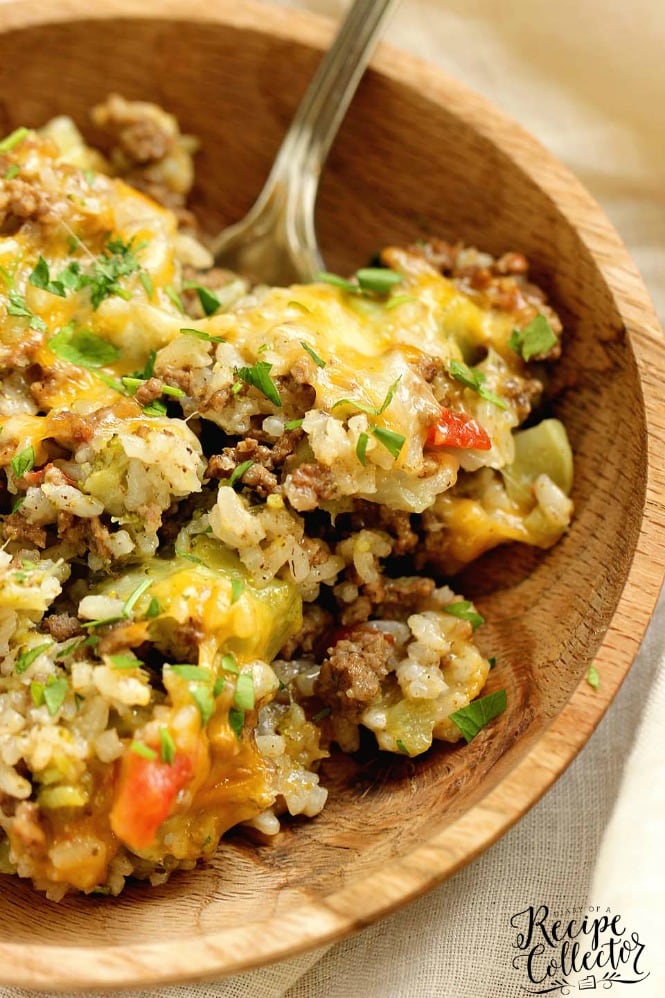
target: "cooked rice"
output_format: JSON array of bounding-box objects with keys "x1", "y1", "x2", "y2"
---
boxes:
[{"x1": 0, "y1": 97, "x2": 573, "y2": 898}]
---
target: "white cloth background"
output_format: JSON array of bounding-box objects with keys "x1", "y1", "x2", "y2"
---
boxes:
[{"x1": 1, "y1": 1, "x2": 664, "y2": 995}]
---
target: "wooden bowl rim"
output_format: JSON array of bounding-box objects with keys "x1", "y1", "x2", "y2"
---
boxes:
[{"x1": 1, "y1": 0, "x2": 664, "y2": 989}]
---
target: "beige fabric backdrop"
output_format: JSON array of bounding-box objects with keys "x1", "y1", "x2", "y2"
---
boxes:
[{"x1": 0, "y1": 1, "x2": 663, "y2": 995}]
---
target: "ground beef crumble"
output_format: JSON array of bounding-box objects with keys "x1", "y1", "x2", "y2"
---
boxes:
[{"x1": 315, "y1": 627, "x2": 396, "y2": 719}]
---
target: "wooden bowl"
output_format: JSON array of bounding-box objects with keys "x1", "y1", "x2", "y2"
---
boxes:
[{"x1": 1, "y1": 0, "x2": 664, "y2": 989}]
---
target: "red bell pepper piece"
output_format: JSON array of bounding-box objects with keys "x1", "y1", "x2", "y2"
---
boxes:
[{"x1": 426, "y1": 407, "x2": 492, "y2": 451}]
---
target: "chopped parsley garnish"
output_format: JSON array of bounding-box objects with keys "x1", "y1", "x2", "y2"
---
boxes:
[
  {"x1": 509, "y1": 314, "x2": 558, "y2": 361},
  {"x1": 284, "y1": 418, "x2": 304, "y2": 430},
  {"x1": 221, "y1": 653, "x2": 239, "y2": 674},
  {"x1": 179, "y1": 326, "x2": 225, "y2": 344},
  {"x1": 395, "y1": 738, "x2": 409, "y2": 754},
  {"x1": 488, "y1": 656, "x2": 497, "y2": 670},
  {"x1": 233, "y1": 673, "x2": 255, "y2": 711},
  {"x1": 159, "y1": 727, "x2": 176, "y2": 764},
  {"x1": 167, "y1": 665, "x2": 212, "y2": 682},
  {"x1": 130, "y1": 741, "x2": 158, "y2": 761},
  {"x1": 29, "y1": 256, "x2": 80, "y2": 298},
  {"x1": 43, "y1": 676, "x2": 68, "y2": 716},
  {"x1": 48, "y1": 323, "x2": 120, "y2": 369},
  {"x1": 142, "y1": 399, "x2": 167, "y2": 417},
  {"x1": 4, "y1": 164, "x2": 20, "y2": 180},
  {"x1": 332, "y1": 376, "x2": 401, "y2": 417},
  {"x1": 145, "y1": 597, "x2": 161, "y2": 619},
  {"x1": 109, "y1": 653, "x2": 143, "y2": 670},
  {"x1": 185, "y1": 283, "x2": 221, "y2": 316},
  {"x1": 370, "y1": 426, "x2": 405, "y2": 461},
  {"x1": 30, "y1": 681, "x2": 45, "y2": 707},
  {"x1": 356, "y1": 431, "x2": 369, "y2": 466},
  {"x1": 191, "y1": 686, "x2": 215, "y2": 726},
  {"x1": 586, "y1": 666, "x2": 600, "y2": 690},
  {"x1": 230, "y1": 577, "x2": 245, "y2": 604},
  {"x1": 175, "y1": 548, "x2": 205, "y2": 565},
  {"x1": 0, "y1": 126, "x2": 28, "y2": 153},
  {"x1": 443, "y1": 600, "x2": 484, "y2": 630},
  {"x1": 11, "y1": 445, "x2": 35, "y2": 479},
  {"x1": 164, "y1": 284, "x2": 184, "y2": 313},
  {"x1": 449, "y1": 689, "x2": 507, "y2": 743},
  {"x1": 317, "y1": 267, "x2": 403, "y2": 298},
  {"x1": 213, "y1": 676, "x2": 225, "y2": 697},
  {"x1": 449, "y1": 360, "x2": 507, "y2": 410},
  {"x1": 228, "y1": 706, "x2": 245, "y2": 739},
  {"x1": 385, "y1": 294, "x2": 416, "y2": 310},
  {"x1": 139, "y1": 271, "x2": 154, "y2": 298},
  {"x1": 300, "y1": 341, "x2": 326, "y2": 368},
  {"x1": 234, "y1": 360, "x2": 282, "y2": 407},
  {"x1": 355, "y1": 268, "x2": 403, "y2": 295},
  {"x1": 11, "y1": 497, "x2": 24, "y2": 513},
  {"x1": 87, "y1": 238, "x2": 143, "y2": 309},
  {"x1": 16, "y1": 642, "x2": 52, "y2": 674},
  {"x1": 6, "y1": 291, "x2": 46, "y2": 331},
  {"x1": 122, "y1": 578, "x2": 152, "y2": 617},
  {"x1": 228, "y1": 460, "x2": 254, "y2": 489}
]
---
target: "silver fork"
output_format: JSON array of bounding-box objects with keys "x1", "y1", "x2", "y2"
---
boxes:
[{"x1": 210, "y1": 0, "x2": 399, "y2": 286}]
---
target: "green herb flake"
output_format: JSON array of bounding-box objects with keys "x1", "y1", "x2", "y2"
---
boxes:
[
  {"x1": 139, "y1": 271, "x2": 154, "y2": 298},
  {"x1": 233, "y1": 673, "x2": 255, "y2": 711},
  {"x1": 228, "y1": 459, "x2": 254, "y2": 489},
  {"x1": 228, "y1": 706, "x2": 245, "y2": 740},
  {"x1": 191, "y1": 285, "x2": 221, "y2": 317},
  {"x1": 213, "y1": 676, "x2": 225, "y2": 697},
  {"x1": 130, "y1": 741, "x2": 158, "y2": 761},
  {"x1": 43, "y1": 676, "x2": 68, "y2": 716},
  {"x1": 29, "y1": 256, "x2": 67, "y2": 297},
  {"x1": 11, "y1": 496, "x2": 25, "y2": 513},
  {"x1": 370, "y1": 426, "x2": 405, "y2": 461},
  {"x1": 395, "y1": 738, "x2": 409, "y2": 754},
  {"x1": 87, "y1": 238, "x2": 144, "y2": 309},
  {"x1": 167, "y1": 665, "x2": 212, "y2": 682},
  {"x1": 142, "y1": 399, "x2": 167, "y2": 417},
  {"x1": 3, "y1": 163, "x2": 20, "y2": 180},
  {"x1": 191, "y1": 685, "x2": 215, "y2": 726},
  {"x1": 16, "y1": 642, "x2": 52, "y2": 674},
  {"x1": 179, "y1": 326, "x2": 225, "y2": 344},
  {"x1": 175, "y1": 548, "x2": 205, "y2": 565},
  {"x1": 122, "y1": 578, "x2": 152, "y2": 618},
  {"x1": 332, "y1": 376, "x2": 401, "y2": 418},
  {"x1": 30, "y1": 681, "x2": 45, "y2": 707},
  {"x1": 449, "y1": 359, "x2": 507, "y2": 410},
  {"x1": 316, "y1": 271, "x2": 358, "y2": 293},
  {"x1": 230, "y1": 577, "x2": 245, "y2": 604},
  {"x1": 509, "y1": 314, "x2": 558, "y2": 361},
  {"x1": 164, "y1": 284, "x2": 184, "y2": 313},
  {"x1": 443, "y1": 600, "x2": 484, "y2": 630},
  {"x1": 159, "y1": 727, "x2": 176, "y2": 765},
  {"x1": 312, "y1": 706, "x2": 331, "y2": 723},
  {"x1": 449, "y1": 689, "x2": 507, "y2": 743},
  {"x1": 11, "y1": 445, "x2": 35, "y2": 479},
  {"x1": 221, "y1": 653, "x2": 239, "y2": 674},
  {"x1": 48, "y1": 324, "x2": 120, "y2": 369},
  {"x1": 300, "y1": 341, "x2": 326, "y2": 368},
  {"x1": 284, "y1": 418, "x2": 304, "y2": 430},
  {"x1": 356, "y1": 431, "x2": 369, "y2": 466},
  {"x1": 109, "y1": 654, "x2": 143, "y2": 670},
  {"x1": 145, "y1": 597, "x2": 161, "y2": 619},
  {"x1": 488, "y1": 656, "x2": 497, "y2": 670},
  {"x1": 234, "y1": 360, "x2": 282, "y2": 408},
  {"x1": 356, "y1": 267, "x2": 403, "y2": 295},
  {"x1": 0, "y1": 126, "x2": 29, "y2": 153},
  {"x1": 385, "y1": 294, "x2": 416, "y2": 310},
  {"x1": 586, "y1": 666, "x2": 600, "y2": 690},
  {"x1": 7, "y1": 290, "x2": 47, "y2": 331}
]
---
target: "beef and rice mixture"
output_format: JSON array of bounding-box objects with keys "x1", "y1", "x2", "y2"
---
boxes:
[{"x1": 0, "y1": 97, "x2": 573, "y2": 898}]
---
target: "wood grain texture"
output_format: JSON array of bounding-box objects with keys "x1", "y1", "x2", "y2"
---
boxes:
[{"x1": 0, "y1": 0, "x2": 664, "y2": 989}]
